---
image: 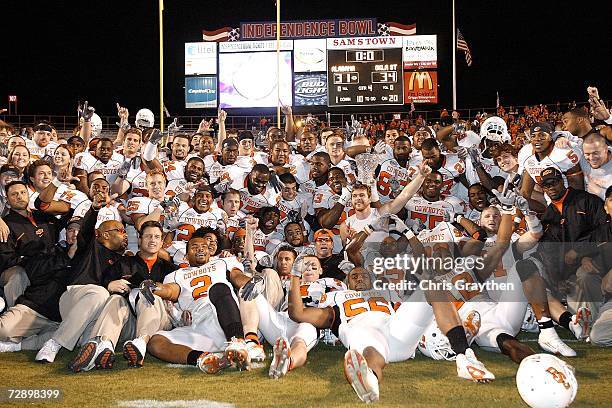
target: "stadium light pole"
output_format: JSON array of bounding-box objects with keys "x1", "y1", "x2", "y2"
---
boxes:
[
  {"x1": 452, "y1": 0, "x2": 457, "y2": 110},
  {"x1": 159, "y1": 0, "x2": 165, "y2": 132},
  {"x1": 276, "y1": 0, "x2": 281, "y2": 128}
]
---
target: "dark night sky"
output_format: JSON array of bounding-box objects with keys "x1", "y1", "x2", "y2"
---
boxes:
[{"x1": 1, "y1": 0, "x2": 610, "y2": 116}]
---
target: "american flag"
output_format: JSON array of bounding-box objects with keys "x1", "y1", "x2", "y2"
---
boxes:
[
  {"x1": 202, "y1": 27, "x2": 240, "y2": 42},
  {"x1": 457, "y1": 29, "x2": 472, "y2": 66},
  {"x1": 377, "y1": 22, "x2": 417, "y2": 36}
]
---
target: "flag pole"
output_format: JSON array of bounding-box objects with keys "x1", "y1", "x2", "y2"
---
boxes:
[
  {"x1": 276, "y1": 0, "x2": 281, "y2": 128},
  {"x1": 452, "y1": 0, "x2": 457, "y2": 110},
  {"x1": 159, "y1": 0, "x2": 165, "y2": 131}
]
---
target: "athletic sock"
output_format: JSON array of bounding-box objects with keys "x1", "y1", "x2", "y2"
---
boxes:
[
  {"x1": 245, "y1": 332, "x2": 260, "y2": 345},
  {"x1": 558, "y1": 311, "x2": 573, "y2": 330},
  {"x1": 187, "y1": 350, "x2": 204, "y2": 366},
  {"x1": 446, "y1": 325, "x2": 468, "y2": 355},
  {"x1": 538, "y1": 316, "x2": 555, "y2": 331},
  {"x1": 209, "y1": 284, "x2": 245, "y2": 340}
]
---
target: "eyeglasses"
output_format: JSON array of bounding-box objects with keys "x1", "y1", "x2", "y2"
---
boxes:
[{"x1": 315, "y1": 237, "x2": 332, "y2": 243}]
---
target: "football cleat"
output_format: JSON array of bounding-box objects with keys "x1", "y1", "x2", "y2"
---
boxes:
[
  {"x1": 123, "y1": 337, "x2": 147, "y2": 368},
  {"x1": 569, "y1": 307, "x2": 592, "y2": 341},
  {"x1": 94, "y1": 339, "x2": 115, "y2": 369},
  {"x1": 0, "y1": 341, "x2": 21, "y2": 353},
  {"x1": 538, "y1": 329, "x2": 577, "y2": 357},
  {"x1": 35, "y1": 339, "x2": 62, "y2": 363},
  {"x1": 246, "y1": 341, "x2": 266, "y2": 363},
  {"x1": 343, "y1": 349, "x2": 380, "y2": 403},
  {"x1": 521, "y1": 305, "x2": 539, "y2": 333},
  {"x1": 456, "y1": 348, "x2": 495, "y2": 383},
  {"x1": 462, "y1": 310, "x2": 481, "y2": 346},
  {"x1": 269, "y1": 337, "x2": 291, "y2": 379},
  {"x1": 224, "y1": 337, "x2": 251, "y2": 371},
  {"x1": 197, "y1": 352, "x2": 232, "y2": 374}
]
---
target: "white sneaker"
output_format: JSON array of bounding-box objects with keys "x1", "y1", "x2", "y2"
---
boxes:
[
  {"x1": 0, "y1": 341, "x2": 21, "y2": 353},
  {"x1": 224, "y1": 337, "x2": 250, "y2": 371},
  {"x1": 35, "y1": 339, "x2": 62, "y2": 363},
  {"x1": 246, "y1": 341, "x2": 266, "y2": 363},
  {"x1": 123, "y1": 337, "x2": 147, "y2": 368},
  {"x1": 269, "y1": 337, "x2": 291, "y2": 379},
  {"x1": 343, "y1": 349, "x2": 380, "y2": 403},
  {"x1": 197, "y1": 352, "x2": 232, "y2": 374},
  {"x1": 456, "y1": 348, "x2": 495, "y2": 383},
  {"x1": 538, "y1": 328, "x2": 577, "y2": 357},
  {"x1": 569, "y1": 307, "x2": 592, "y2": 341},
  {"x1": 521, "y1": 305, "x2": 539, "y2": 333}
]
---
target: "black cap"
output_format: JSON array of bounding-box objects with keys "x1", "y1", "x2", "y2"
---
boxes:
[
  {"x1": 540, "y1": 167, "x2": 563, "y2": 185},
  {"x1": 66, "y1": 217, "x2": 82, "y2": 230},
  {"x1": 222, "y1": 138, "x2": 238, "y2": 149},
  {"x1": 0, "y1": 164, "x2": 21, "y2": 176},
  {"x1": 529, "y1": 122, "x2": 554, "y2": 135},
  {"x1": 238, "y1": 130, "x2": 254, "y2": 141},
  {"x1": 33, "y1": 123, "x2": 54, "y2": 133}
]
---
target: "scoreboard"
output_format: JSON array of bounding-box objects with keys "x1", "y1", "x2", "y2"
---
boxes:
[
  {"x1": 186, "y1": 35, "x2": 437, "y2": 108},
  {"x1": 327, "y1": 47, "x2": 403, "y2": 106}
]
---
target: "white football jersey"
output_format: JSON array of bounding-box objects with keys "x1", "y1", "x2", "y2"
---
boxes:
[
  {"x1": 437, "y1": 153, "x2": 468, "y2": 201},
  {"x1": 332, "y1": 157, "x2": 357, "y2": 184},
  {"x1": 171, "y1": 202, "x2": 226, "y2": 241},
  {"x1": 125, "y1": 158, "x2": 148, "y2": 198},
  {"x1": 162, "y1": 257, "x2": 243, "y2": 314},
  {"x1": 276, "y1": 194, "x2": 309, "y2": 226},
  {"x1": 417, "y1": 221, "x2": 470, "y2": 256},
  {"x1": 28, "y1": 184, "x2": 90, "y2": 216},
  {"x1": 26, "y1": 139, "x2": 58, "y2": 160},
  {"x1": 404, "y1": 195, "x2": 467, "y2": 230},
  {"x1": 166, "y1": 240, "x2": 189, "y2": 268},
  {"x1": 518, "y1": 144, "x2": 581, "y2": 186},
  {"x1": 125, "y1": 196, "x2": 161, "y2": 217},
  {"x1": 74, "y1": 151, "x2": 125, "y2": 184},
  {"x1": 376, "y1": 157, "x2": 421, "y2": 203},
  {"x1": 162, "y1": 160, "x2": 187, "y2": 182},
  {"x1": 229, "y1": 172, "x2": 280, "y2": 215}
]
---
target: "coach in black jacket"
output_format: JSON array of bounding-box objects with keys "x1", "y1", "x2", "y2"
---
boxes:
[
  {"x1": 33, "y1": 191, "x2": 129, "y2": 364},
  {"x1": 536, "y1": 167, "x2": 607, "y2": 293},
  {"x1": 0, "y1": 181, "x2": 68, "y2": 307}
]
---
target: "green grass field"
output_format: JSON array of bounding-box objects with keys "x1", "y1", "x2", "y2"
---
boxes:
[{"x1": 1, "y1": 330, "x2": 610, "y2": 407}]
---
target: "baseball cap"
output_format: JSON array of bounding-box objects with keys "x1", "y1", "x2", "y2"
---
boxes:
[
  {"x1": 314, "y1": 229, "x2": 334, "y2": 241},
  {"x1": 33, "y1": 123, "x2": 54, "y2": 133},
  {"x1": 540, "y1": 167, "x2": 563, "y2": 185},
  {"x1": 0, "y1": 164, "x2": 21, "y2": 177},
  {"x1": 238, "y1": 130, "x2": 254, "y2": 141},
  {"x1": 529, "y1": 122, "x2": 554, "y2": 135},
  {"x1": 222, "y1": 138, "x2": 238, "y2": 149},
  {"x1": 66, "y1": 217, "x2": 82, "y2": 231},
  {"x1": 415, "y1": 125, "x2": 435, "y2": 138}
]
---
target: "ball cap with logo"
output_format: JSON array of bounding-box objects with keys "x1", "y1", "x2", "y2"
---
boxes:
[
  {"x1": 540, "y1": 167, "x2": 563, "y2": 185},
  {"x1": 529, "y1": 121, "x2": 554, "y2": 136}
]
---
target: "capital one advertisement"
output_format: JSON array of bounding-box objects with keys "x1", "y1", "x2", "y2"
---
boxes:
[
  {"x1": 185, "y1": 76, "x2": 217, "y2": 108},
  {"x1": 404, "y1": 70, "x2": 438, "y2": 103},
  {"x1": 294, "y1": 73, "x2": 327, "y2": 106}
]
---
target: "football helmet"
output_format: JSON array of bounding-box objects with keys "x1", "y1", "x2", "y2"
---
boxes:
[
  {"x1": 480, "y1": 116, "x2": 511, "y2": 143},
  {"x1": 135, "y1": 108, "x2": 155, "y2": 129},
  {"x1": 418, "y1": 322, "x2": 456, "y2": 361},
  {"x1": 516, "y1": 354, "x2": 577, "y2": 408},
  {"x1": 90, "y1": 113, "x2": 103, "y2": 137}
]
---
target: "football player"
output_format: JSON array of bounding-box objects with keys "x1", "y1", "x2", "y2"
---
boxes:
[{"x1": 420, "y1": 138, "x2": 469, "y2": 201}]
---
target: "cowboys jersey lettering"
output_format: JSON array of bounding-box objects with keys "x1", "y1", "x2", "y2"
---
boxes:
[
  {"x1": 405, "y1": 195, "x2": 467, "y2": 230},
  {"x1": 375, "y1": 157, "x2": 420, "y2": 203}
]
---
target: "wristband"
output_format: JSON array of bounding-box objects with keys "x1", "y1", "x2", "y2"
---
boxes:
[
  {"x1": 499, "y1": 205, "x2": 516, "y2": 215},
  {"x1": 454, "y1": 214, "x2": 464, "y2": 224},
  {"x1": 338, "y1": 190, "x2": 351, "y2": 206},
  {"x1": 143, "y1": 141, "x2": 158, "y2": 161},
  {"x1": 402, "y1": 228, "x2": 415, "y2": 240},
  {"x1": 363, "y1": 225, "x2": 373, "y2": 236},
  {"x1": 524, "y1": 213, "x2": 543, "y2": 234},
  {"x1": 51, "y1": 177, "x2": 63, "y2": 188},
  {"x1": 369, "y1": 186, "x2": 380, "y2": 202}
]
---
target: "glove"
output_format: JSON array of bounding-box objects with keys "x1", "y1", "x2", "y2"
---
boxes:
[
  {"x1": 387, "y1": 214, "x2": 408, "y2": 233},
  {"x1": 338, "y1": 260, "x2": 355, "y2": 275},
  {"x1": 167, "y1": 118, "x2": 183, "y2": 134},
  {"x1": 291, "y1": 253, "x2": 309, "y2": 277},
  {"x1": 467, "y1": 146, "x2": 481, "y2": 168},
  {"x1": 338, "y1": 185, "x2": 353, "y2": 206},
  {"x1": 373, "y1": 140, "x2": 387, "y2": 155},
  {"x1": 139, "y1": 280, "x2": 157, "y2": 306},
  {"x1": 492, "y1": 189, "x2": 517, "y2": 214},
  {"x1": 149, "y1": 129, "x2": 164, "y2": 145},
  {"x1": 455, "y1": 146, "x2": 468, "y2": 160},
  {"x1": 367, "y1": 213, "x2": 391, "y2": 232},
  {"x1": 117, "y1": 159, "x2": 132, "y2": 178},
  {"x1": 515, "y1": 195, "x2": 530, "y2": 213},
  {"x1": 78, "y1": 101, "x2": 95, "y2": 122},
  {"x1": 406, "y1": 218, "x2": 427, "y2": 234},
  {"x1": 239, "y1": 275, "x2": 265, "y2": 301},
  {"x1": 242, "y1": 257, "x2": 253, "y2": 275}
]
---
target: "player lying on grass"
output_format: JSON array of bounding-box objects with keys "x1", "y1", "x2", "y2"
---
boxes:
[{"x1": 288, "y1": 262, "x2": 496, "y2": 403}]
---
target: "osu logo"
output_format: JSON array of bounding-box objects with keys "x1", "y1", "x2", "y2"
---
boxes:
[
  {"x1": 546, "y1": 367, "x2": 571, "y2": 389},
  {"x1": 408, "y1": 71, "x2": 433, "y2": 91}
]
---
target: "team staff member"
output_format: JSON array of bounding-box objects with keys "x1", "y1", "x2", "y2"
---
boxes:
[
  {"x1": 534, "y1": 167, "x2": 607, "y2": 312},
  {"x1": 34, "y1": 190, "x2": 128, "y2": 363},
  {"x1": 0, "y1": 181, "x2": 67, "y2": 308},
  {"x1": 313, "y1": 229, "x2": 345, "y2": 280},
  {"x1": 69, "y1": 221, "x2": 177, "y2": 372}
]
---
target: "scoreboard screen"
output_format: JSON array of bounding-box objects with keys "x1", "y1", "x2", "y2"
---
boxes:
[{"x1": 327, "y1": 47, "x2": 403, "y2": 107}]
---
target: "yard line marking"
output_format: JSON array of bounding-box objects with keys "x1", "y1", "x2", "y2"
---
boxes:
[{"x1": 118, "y1": 400, "x2": 234, "y2": 408}]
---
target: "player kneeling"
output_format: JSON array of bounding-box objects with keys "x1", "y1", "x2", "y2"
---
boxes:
[
  {"x1": 288, "y1": 264, "x2": 495, "y2": 403},
  {"x1": 145, "y1": 231, "x2": 264, "y2": 373}
]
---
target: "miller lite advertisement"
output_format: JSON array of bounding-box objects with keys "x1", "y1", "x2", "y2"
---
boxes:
[
  {"x1": 294, "y1": 73, "x2": 327, "y2": 106},
  {"x1": 404, "y1": 70, "x2": 438, "y2": 103}
]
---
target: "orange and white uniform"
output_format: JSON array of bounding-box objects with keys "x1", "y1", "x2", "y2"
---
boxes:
[
  {"x1": 170, "y1": 202, "x2": 226, "y2": 241},
  {"x1": 313, "y1": 184, "x2": 354, "y2": 253},
  {"x1": 74, "y1": 151, "x2": 125, "y2": 184},
  {"x1": 518, "y1": 144, "x2": 581, "y2": 187},
  {"x1": 375, "y1": 157, "x2": 421, "y2": 203},
  {"x1": 404, "y1": 195, "x2": 467, "y2": 230}
]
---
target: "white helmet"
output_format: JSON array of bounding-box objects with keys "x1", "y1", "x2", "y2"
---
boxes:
[
  {"x1": 516, "y1": 354, "x2": 578, "y2": 408},
  {"x1": 90, "y1": 113, "x2": 103, "y2": 137},
  {"x1": 480, "y1": 116, "x2": 511, "y2": 143},
  {"x1": 135, "y1": 108, "x2": 155, "y2": 128},
  {"x1": 417, "y1": 321, "x2": 456, "y2": 361}
]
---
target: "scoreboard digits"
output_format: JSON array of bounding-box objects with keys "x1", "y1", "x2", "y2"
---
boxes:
[{"x1": 328, "y1": 47, "x2": 403, "y2": 107}]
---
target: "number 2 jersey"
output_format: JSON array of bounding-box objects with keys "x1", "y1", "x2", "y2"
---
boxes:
[{"x1": 162, "y1": 257, "x2": 244, "y2": 319}]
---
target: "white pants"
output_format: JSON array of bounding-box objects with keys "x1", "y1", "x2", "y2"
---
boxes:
[{"x1": 254, "y1": 295, "x2": 318, "y2": 351}]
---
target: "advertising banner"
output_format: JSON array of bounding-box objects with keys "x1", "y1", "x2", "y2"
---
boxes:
[
  {"x1": 294, "y1": 73, "x2": 327, "y2": 106},
  {"x1": 185, "y1": 77, "x2": 217, "y2": 108}
]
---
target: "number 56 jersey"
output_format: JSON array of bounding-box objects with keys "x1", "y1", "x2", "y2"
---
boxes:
[{"x1": 162, "y1": 257, "x2": 243, "y2": 319}]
